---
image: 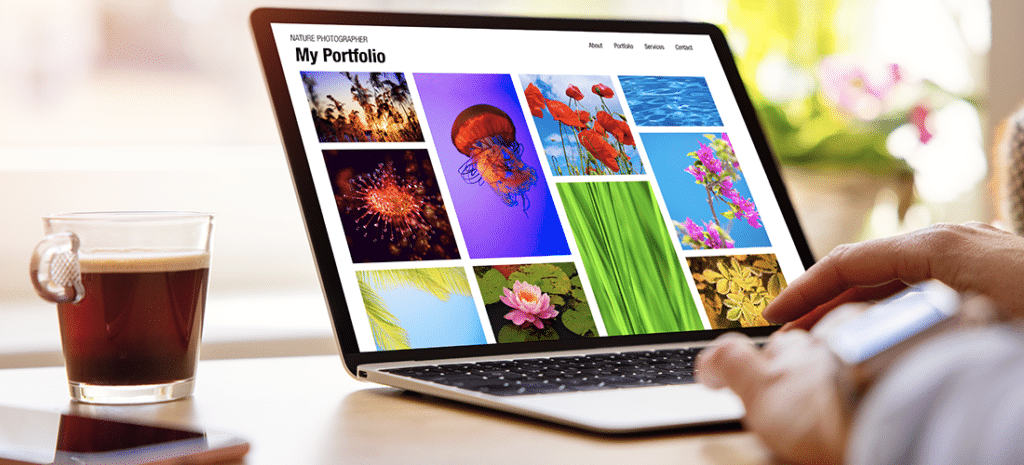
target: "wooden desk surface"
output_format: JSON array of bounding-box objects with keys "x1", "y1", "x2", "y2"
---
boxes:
[{"x1": 0, "y1": 356, "x2": 774, "y2": 465}]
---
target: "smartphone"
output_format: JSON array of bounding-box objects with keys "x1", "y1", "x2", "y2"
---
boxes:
[{"x1": 0, "y1": 405, "x2": 249, "y2": 465}]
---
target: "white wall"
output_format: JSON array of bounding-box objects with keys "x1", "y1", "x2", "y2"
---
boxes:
[
  {"x1": 0, "y1": 145, "x2": 321, "y2": 304},
  {"x1": 989, "y1": 0, "x2": 1024, "y2": 130}
]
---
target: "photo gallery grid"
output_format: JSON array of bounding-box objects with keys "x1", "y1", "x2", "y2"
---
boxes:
[{"x1": 299, "y1": 69, "x2": 788, "y2": 352}]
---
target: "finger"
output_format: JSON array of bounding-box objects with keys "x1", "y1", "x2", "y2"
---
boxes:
[
  {"x1": 772, "y1": 281, "x2": 908, "y2": 330},
  {"x1": 764, "y1": 230, "x2": 936, "y2": 324},
  {"x1": 763, "y1": 328, "x2": 812, "y2": 358},
  {"x1": 810, "y1": 302, "x2": 870, "y2": 339},
  {"x1": 781, "y1": 305, "x2": 836, "y2": 331},
  {"x1": 957, "y1": 293, "x2": 998, "y2": 326},
  {"x1": 696, "y1": 332, "x2": 767, "y2": 398},
  {"x1": 963, "y1": 221, "x2": 1009, "y2": 234},
  {"x1": 762, "y1": 330, "x2": 826, "y2": 373}
]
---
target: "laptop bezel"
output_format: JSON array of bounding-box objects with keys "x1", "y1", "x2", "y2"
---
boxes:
[{"x1": 250, "y1": 7, "x2": 816, "y2": 377}]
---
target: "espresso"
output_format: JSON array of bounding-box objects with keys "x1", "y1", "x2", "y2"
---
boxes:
[{"x1": 57, "y1": 251, "x2": 210, "y2": 386}]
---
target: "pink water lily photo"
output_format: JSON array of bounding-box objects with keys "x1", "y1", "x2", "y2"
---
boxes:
[{"x1": 474, "y1": 263, "x2": 598, "y2": 343}]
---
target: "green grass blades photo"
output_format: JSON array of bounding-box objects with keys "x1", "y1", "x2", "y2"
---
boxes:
[{"x1": 557, "y1": 181, "x2": 703, "y2": 335}]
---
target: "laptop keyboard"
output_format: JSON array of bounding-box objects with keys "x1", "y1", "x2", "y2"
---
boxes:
[{"x1": 382, "y1": 347, "x2": 703, "y2": 396}]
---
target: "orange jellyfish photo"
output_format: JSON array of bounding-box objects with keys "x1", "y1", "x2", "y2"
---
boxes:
[
  {"x1": 413, "y1": 73, "x2": 570, "y2": 260},
  {"x1": 451, "y1": 104, "x2": 537, "y2": 212},
  {"x1": 519, "y1": 74, "x2": 644, "y2": 176}
]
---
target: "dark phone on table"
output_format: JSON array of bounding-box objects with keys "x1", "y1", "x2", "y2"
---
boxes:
[{"x1": 0, "y1": 405, "x2": 248, "y2": 465}]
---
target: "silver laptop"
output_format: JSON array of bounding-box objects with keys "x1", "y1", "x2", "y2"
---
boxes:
[{"x1": 250, "y1": 8, "x2": 814, "y2": 433}]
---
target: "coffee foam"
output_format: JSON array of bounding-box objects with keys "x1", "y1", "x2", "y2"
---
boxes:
[{"x1": 78, "y1": 248, "x2": 210, "y2": 273}]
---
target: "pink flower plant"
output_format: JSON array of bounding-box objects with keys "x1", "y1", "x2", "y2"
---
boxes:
[
  {"x1": 910, "y1": 104, "x2": 932, "y2": 144},
  {"x1": 696, "y1": 143, "x2": 723, "y2": 175},
  {"x1": 679, "y1": 218, "x2": 734, "y2": 249},
  {"x1": 818, "y1": 57, "x2": 903, "y2": 121},
  {"x1": 704, "y1": 221, "x2": 733, "y2": 248},
  {"x1": 685, "y1": 165, "x2": 707, "y2": 183},
  {"x1": 678, "y1": 134, "x2": 762, "y2": 249},
  {"x1": 500, "y1": 281, "x2": 558, "y2": 329},
  {"x1": 682, "y1": 218, "x2": 704, "y2": 241}
]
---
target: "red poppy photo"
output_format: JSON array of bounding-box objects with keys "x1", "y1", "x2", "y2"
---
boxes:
[{"x1": 519, "y1": 75, "x2": 644, "y2": 176}]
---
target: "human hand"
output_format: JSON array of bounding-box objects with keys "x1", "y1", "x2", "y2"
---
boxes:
[
  {"x1": 696, "y1": 330, "x2": 847, "y2": 465},
  {"x1": 764, "y1": 222, "x2": 1024, "y2": 330}
]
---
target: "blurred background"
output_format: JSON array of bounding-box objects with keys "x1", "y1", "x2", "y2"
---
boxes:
[{"x1": 2, "y1": 0, "x2": 1021, "y2": 364}]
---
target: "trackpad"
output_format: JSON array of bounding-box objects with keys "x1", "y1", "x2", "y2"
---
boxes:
[{"x1": 503, "y1": 384, "x2": 745, "y2": 433}]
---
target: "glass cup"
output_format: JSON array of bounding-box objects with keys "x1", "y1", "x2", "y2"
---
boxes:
[{"x1": 30, "y1": 212, "x2": 215, "y2": 404}]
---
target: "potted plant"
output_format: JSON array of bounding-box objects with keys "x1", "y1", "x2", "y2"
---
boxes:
[{"x1": 722, "y1": 0, "x2": 980, "y2": 256}]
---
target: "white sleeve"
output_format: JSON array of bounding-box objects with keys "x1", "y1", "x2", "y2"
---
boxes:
[{"x1": 846, "y1": 326, "x2": 1024, "y2": 465}]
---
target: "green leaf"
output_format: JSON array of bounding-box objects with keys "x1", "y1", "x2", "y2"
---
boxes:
[
  {"x1": 555, "y1": 262, "x2": 578, "y2": 279},
  {"x1": 549, "y1": 294, "x2": 565, "y2": 307},
  {"x1": 703, "y1": 269, "x2": 723, "y2": 281},
  {"x1": 768, "y1": 274, "x2": 783, "y2": 298},
  {"x1": 509, "y1": 263, "x2": 571, "y2": 295},
  {"x1": 497, "y1": 324, "x2": 559, "y2": 343},
  {"x1": 716, "y1": 226, "x2": 734, "y2": 244},
  {"x1": 570, "y1": 276, "x2": 587, "y2": 301},
  {"x1": 361, "y1": 268, "x2": 471, "y2": 301},
  {"x1": 722, "y1": 210, "x2": 735, "y2": 219},
  {"x1": 497, "y1": 324, "x2": 529, "y2": 343},
  {"x1": 561, "y1": 306, "x2": 598, "y2": 337},
  {"x1": 726, "y1": 306, "x2": 742, "y2": 321},
  {"x1": 356, "y1": 274, "x2": 411, "y2": 350},
  {"x1": 477, "y1": 269, "x2": 509, "y2": 305}
]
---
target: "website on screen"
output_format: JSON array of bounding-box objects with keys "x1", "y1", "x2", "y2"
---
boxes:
[{"x1": 270, "y1": 23, "x2": 806, "y2": 352}]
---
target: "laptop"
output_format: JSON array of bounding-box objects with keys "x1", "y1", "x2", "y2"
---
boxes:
[{"x1": 250, "y1": 8, "x2": 815, "y2": 433}]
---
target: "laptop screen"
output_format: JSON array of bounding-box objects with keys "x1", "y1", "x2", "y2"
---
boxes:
[{"x1": 251, "y1": 10, "x2": 815, "y2": 367}]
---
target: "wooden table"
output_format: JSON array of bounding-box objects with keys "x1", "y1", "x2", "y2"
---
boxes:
[{"x1": 0, "y1": 356, "x2": 774, "y2": 465}]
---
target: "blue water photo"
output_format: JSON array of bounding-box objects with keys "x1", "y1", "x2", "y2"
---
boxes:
[{"x1": 619, "y1": 76, "x2": 723, "y2": 127}]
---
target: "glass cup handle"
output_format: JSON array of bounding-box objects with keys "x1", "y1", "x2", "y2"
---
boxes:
[{"x1": 30, "y1": 232, "x2": 84, "y2": 303}]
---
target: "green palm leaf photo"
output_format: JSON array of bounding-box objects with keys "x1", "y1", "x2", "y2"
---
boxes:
[{"x1": 357, "y1": 268, "x2": 477, "y2": 351}]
